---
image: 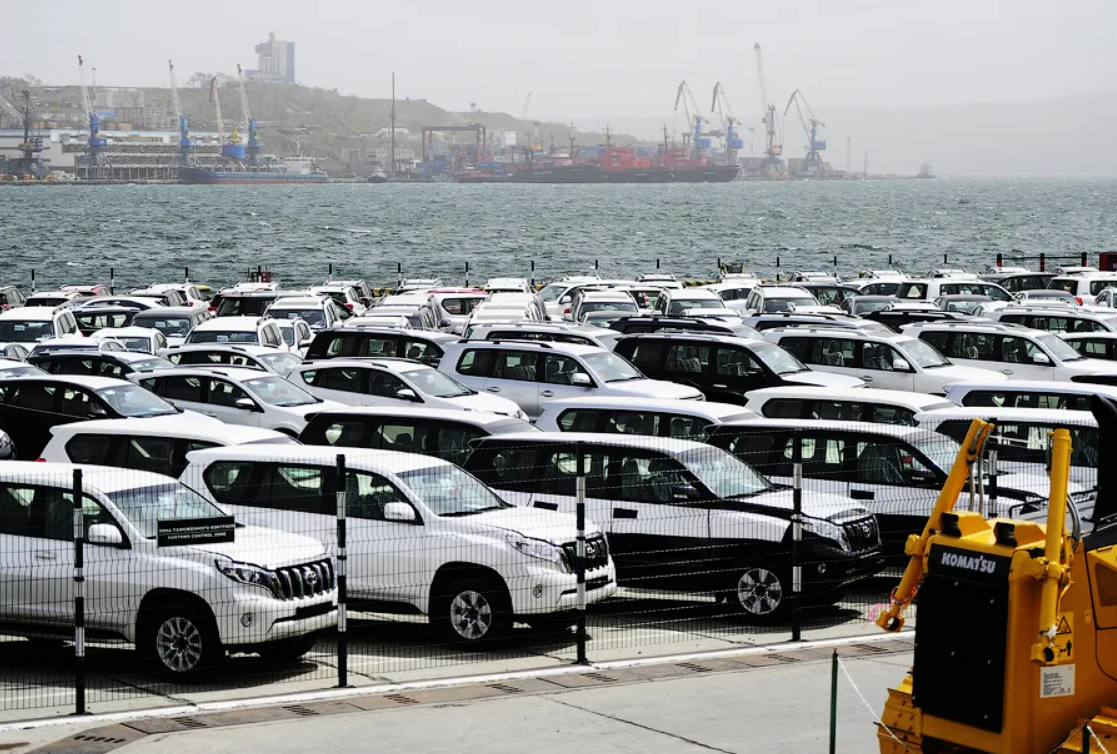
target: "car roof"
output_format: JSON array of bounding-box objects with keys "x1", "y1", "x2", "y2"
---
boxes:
[
  {"x1": 761, "y1": 287, "x2": 816, "y2": 296},
  {"x1": 162, "y1": 344, "x2": 276, "y2": 355},
  {"x1": 0, "y1": 307, "x2": 56, "y2": 320},
  {"x1": 745, "y1": 385, "x2": 954, "y2": 409},
  {"x1": 580, "y1": 291, "x2": 633, "y2": 300},
  {"x1": 132, "y1": 307, "x2": 201, "y2": 317},
  {"x1": 1, "y1": 374, "x2": 132, "y2": 389},
  {"x1": 307, "y1": 406, "x2": 534, "y2": 427},
  {"x1": 668, "y1": 288, "x2": 721, "y2": 298},
  {"x1": 268, "y1": 297, "x2": 328, "y2": 308},
  {"x1": 539, "y1": 396, "x2": 757, "y2": 420},
  {"x1": 717, "y1": 417, "x2": 944, "y2": 442},
  {"x1": 216, "y1": 290, "x2": 281, "y2": 298},
  {"x1": 766, "y1": 326, "x2": 911, "y2": 342},
  {"x1": 187, "y1": 444, "x2": 450, "y2": 474},
  {"x1": 300, "y1": 358, "x2": 426, "y2": 373},
  {"x1": 50, "y1": 417, "x2": 286, "y2": 442},
  {"x1": 1061, "y1": 332, "x2": 1117, "y2": 340},
  {"x1": 333, "y1": 327, "x2": 454, "y2": 341},
  {"x1": 617, "y1": 332, "x2": 765, "y2": 347},
  {"x1": 194, "y1": 317, "x2": 263, "y2": 331},
  {"x1": 915, "y1": 406, "x2": 1097, "y2": 425},
  {"x1": 144, "y1": 366, "x2": 271, "y2": 382},
  {"x1": 0, "y1": 462, "x2": 179, "y2": 493},
  {"x1": 451, "y1": 340, "x2": 605, "y2": 355},
  {"x1": 945, "y1": 379, "x2": 1117, "y2": 396},
  {"x1": 35, "y1": 350, "x2": 156, "y2": 364},
  {"x1": 477, "y1": 431, "x2": 710, "y2": 454}
]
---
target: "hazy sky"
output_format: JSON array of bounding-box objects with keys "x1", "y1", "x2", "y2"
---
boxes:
[{"x1": 12, "y1": 0, "x2": 1117, "y2": 122}]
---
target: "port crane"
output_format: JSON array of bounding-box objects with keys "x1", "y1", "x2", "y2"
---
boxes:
[
  {"x1": 519, "y1": 92, "x2": 541, "y2": 152},
  {"x1": 0, "y1": 89, "x2": 45, "y2": 179},
  {"x1": 236, "y1": 64, "x2": 264, "y2": 168},
  {"x1": 710, "y1": 82, "x2": 743, "y2": 166},
  {"x1": 783, "y1": 89, "x2": 826, "y2": 175},
  {"x1": 673, "y1": 80, "x2": 710, "y2": 155},
  {"x1": 753, "y1": 43, "x2": 783, "y2": 176},
  {"x1": 76, "y1": 55, "x2": 112, "y2": 180},
  {"x1": 168, "y1": 61, "x2": 199, "y2": 173},
  {"x1": 210, "y1": 76, "x2": 245, "y2": 168}
]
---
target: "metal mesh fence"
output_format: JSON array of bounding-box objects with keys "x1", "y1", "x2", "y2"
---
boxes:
[{"x1": 0, "y1": 417, "x2": 1095, "y2": 721}]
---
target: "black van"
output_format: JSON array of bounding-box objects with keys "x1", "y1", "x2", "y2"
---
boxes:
[
  {"x1": 612, "y1": 333, "x2": 862, "y2": 405},
  {"x1": 303, "y1": 328, "x2": 456, "y2": 366}
]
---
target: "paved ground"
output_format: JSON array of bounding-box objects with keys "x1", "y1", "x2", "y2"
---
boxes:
[
  {"x1": 0, "y1": 641, "x2": 914, "y2": 754},
  {"x1": 0, "y1": 582, "x2": 908, "y2": 725}
]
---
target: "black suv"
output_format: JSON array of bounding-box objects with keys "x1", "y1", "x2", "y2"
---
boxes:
[
  {"x1": 863, "y1": 309, "x2": 974, "y2": 332},
  {"x1": 29, "y1": 351, "x2": 174, "y2": 379},
  {"x1": 303, "y1": 328, "x2": 456, "y2": 366},
  {"x1": 210, "y1": 291, "x2": 282, "y2": 317},
  {"x1": 609, "y1": 316, "x2": 760, "y2": 338},
  {"x1": 73, "y1": 306, "x2": 140, "y2": 336}
]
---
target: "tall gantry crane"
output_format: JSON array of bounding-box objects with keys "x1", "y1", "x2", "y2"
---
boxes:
[
  {"x1": 754, "y1": 43, "x2": 783, "y2": 176},
  {"x1": 0, "y1": 89, "x2": 45, "y2": 179},
  {"x1": 711, "y1": 82, "x2": 743, "y2": 166},
  {"x1": 673, "y1": 80, "x2": 710, "y2": 154},
  {"x1": 168, "y1": 61, "x2": 199, "y2": 172},
  {"x1": 210, "y1": 76, "x2": 245, "y2": 167},
  {"x1": 783, "y1": 89, "x2": 826, "y2": 174},
  {"x1": 236, "y1": 64, "x2": 263, "y2": 168},
  {"x1": 77, "y1": 55, "x2": 112, "y2": 180}
]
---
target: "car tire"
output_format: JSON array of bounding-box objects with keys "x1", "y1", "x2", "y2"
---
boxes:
[
  {"x1": 729, "y1": 565, "x2": 790, "y2": 624},
  {"x1": 138, "y1": 601, "x2": 222, "y2": 680},
  {"x1": 257, "y1": 634, "x2": 317, "y2": 662},
  {"x1": 430, "y1": 576, "x2": 513, "y2": 646}
]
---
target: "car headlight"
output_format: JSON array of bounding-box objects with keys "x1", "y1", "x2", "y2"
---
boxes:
[
  {"x1": 505, "y1": 533, "x2": 569, "y2": 571},
  {"x1": 216, "y1": 559, "x2": 281, "y2": 597},
  {"x1": 801, "y1": 518, "x2": 850, "y2": 551}
]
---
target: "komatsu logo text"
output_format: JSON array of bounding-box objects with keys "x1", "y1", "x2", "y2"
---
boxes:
[{"x1": 940, "y1": 552, "x2": 997, "y2": 574}]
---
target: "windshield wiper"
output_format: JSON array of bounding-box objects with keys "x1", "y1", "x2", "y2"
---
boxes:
[{"x1": 440, "y1": 506, "x2": 505, "y2": 517}]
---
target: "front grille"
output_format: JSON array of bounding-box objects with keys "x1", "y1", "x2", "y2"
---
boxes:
[
  {"x1": 275, "y1": 559, "x2": 335, "y2": 601},
  {"x1": 562, "y1": 535, "x2": 610, "y2": 571},
  {"x1": 843, "y1": 517, "x2": 881, "y2": 553}
]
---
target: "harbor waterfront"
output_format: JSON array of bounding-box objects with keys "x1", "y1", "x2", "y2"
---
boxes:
[{"x1": 2, "y1": 178, "x2": 1114, "y2": 289}]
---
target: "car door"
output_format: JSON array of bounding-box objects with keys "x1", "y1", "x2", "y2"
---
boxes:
[
  {"x1": 539, "y1": 353, "x2": 594, "y2": 404},
  {"x1": 144, "y1": 374, "x2": 208, "y2": 417},
  {"x1": 482, "y1": 350, "x2": 540, "y2": 418},
  {"x1": 662, "y1": 341, "x2": 714, "y2": 395},
  {"x1": 848, "y1": 437, "x2": 942, "y2": 549},
  {"x1": 203, "y1": 377, "x2": 263, "y2": 426},
  {"x1": 366, "y1": 371, "x2": 421, "y2": 409},
  {"x1": 302, "y1": 366, "x2": 366, "y2": 406},
  {"x1": 858, "y1": 341, "x2": 916, "y2": 391},
  {"x1": 995, "y1": 334, "x2": 1055, "y2": 380},
  {"x1": 712, "y1": 344, "x2": 770, "y2": 399}
]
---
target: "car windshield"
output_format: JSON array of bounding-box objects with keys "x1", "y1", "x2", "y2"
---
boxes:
[
  {"x1": 118, "y1": 337, "x2": 155, "y2": 353},
  {"x1": 902, "y1": 338, "x2": 950, "y2": 368},
  {"x1": 668, "y1": 299, "x2": 723, "y2": 314},
  {"x1": 137, "y1": 317, "x2": 192, "y2": 336},
  {"x1": 750, "y1": 342, "x2": 808, "y2": 374},
  {"x1": 538, "y1": 284, "x2": 567, "y2": 302},
  {"x1": 0, "y1": 321, "x2": 53, "y2": 343},
  {"x1": 188, "y1": 331, "x2": 259, "y2": 344},
  {"x1": 764, "y1": 296, "x2": 817, "y2": 313},
  {"x1": 407, "y1": 368, "x2": 473, "y2": 397},
  {"x1": 274, "y1": 309, "x2": 325, "y2": 327},
  {"x1": 0, "y1": 365, "x2": 42, "y2": 379},
  {"x1": 243, "y1": 376, "x2": 319, "y2": 406},
  {"x1": 107, "y1": 483, "x2": 228, "y2": 539},
  {"x1": 582, "y1": 301, "x2": 637, "y2": 314},
  {"x1": 1036, "y1": 333, "x2": 1085, "y2": 362},
  {"x1": 584, "y1": 352, "x2": 644, "y2": 382},
  {"x1": 680, "y1": 447, "x2": 772, "y2": 498},
  {"x1": 258, "y1": 352, "x2": 303, "y2": 373},
  {"x1": 131, "y1": 358, "x2": 175, "y2": 372},
  {"x1": 913, "y1": 437, "x2": 961, "y2": 475},
  {"x1": 854, "y1": 300, "x2": 894, "y2": 314},
  {"x1": 96, "y1": 385, "x2": 178, "y2": 417},
  {"x1": 400, "y1": 465, "x2": 509, "y2": 516}
]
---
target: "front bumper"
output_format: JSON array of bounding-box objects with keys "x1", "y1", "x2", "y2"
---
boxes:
[
  {"x1": 214, "y1": 591, "x2": 338, "y2": 647},
  {"x1": 506, "y1": 563, "x2": 617, "y2": 616}
]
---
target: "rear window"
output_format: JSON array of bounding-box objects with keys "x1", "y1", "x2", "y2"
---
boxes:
[
  {"x1": 959, "y1": 389, "x2": 1093, "y2": 411},
  {"x1": 187, "y1": 330, "x2": 259, "y2": 345},
  {"x1": 1049, "y1": 278, "x2": 1078, "y2": 294},
  {"x1": 215, "y1": 295, "x2": 277, "y2": 317}
]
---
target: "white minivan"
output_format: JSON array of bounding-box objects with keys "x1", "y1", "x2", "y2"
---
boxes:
[{"x1": 183, "y1": 446, "x2": 615, "y2": 643}]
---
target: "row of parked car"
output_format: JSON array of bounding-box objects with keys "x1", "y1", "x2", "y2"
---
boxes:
[{"x1": 0, "y1": 267, "x2": 1106, "y2": 680}]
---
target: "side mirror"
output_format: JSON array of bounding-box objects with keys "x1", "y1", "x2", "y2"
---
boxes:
[
  {"x1": 87, "y1": 406, "x2": 109, "y2": 419},
  {"x1": 572, "y1": 373, "x2": 592, "y2": 387},
  {"x1": 384, "y1": 502, "x2": 418, "y2": 523},
  {"x1": 396, "y1": 388, "x2": 420, "y2": 401},
  {"x1": 559, "y1": 295, "x2": 572, "y2": 304},
  {"x1": 1032, "y1": 352, "x2": 1051, "y2": 365},
  {"x1": 87, "y1": 524, "x2": 124, "y2": 546},
  {"x1": 234, "y1": 397, "x2": 258, "y2": 411},
  {"x1": 672, "y1": 483, "x2": 700, "y2": 501},
  {"x1": 892, "y1": 358, "x2": 911, "y2": 372}
]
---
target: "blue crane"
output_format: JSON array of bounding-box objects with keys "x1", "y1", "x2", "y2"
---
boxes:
[
  {"x1": 168, "y1": 61, "x2": 199, "y2": 172},
  {"x1": 784, "y1": 89, "x2": 827, "y2": 175},
  {"x1": 237, "y1": 65, "x2": 264, "y2": 168},
  {"x1": 711, "y1": 82, "x2": 743, "y2": 166},
  {"x1": 77, "y1": 55, "x2": 112, "y2": 179}
]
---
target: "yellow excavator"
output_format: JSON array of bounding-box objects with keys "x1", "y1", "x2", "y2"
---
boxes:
[{"x1": 874, "y1": 396, "x2": 1117, "y2": 754}]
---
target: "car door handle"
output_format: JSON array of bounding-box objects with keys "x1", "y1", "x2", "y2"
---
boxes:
[
  {"x1": 1001, "y1": 369, "x2": 1013, "y2": 375},
  {"x1": 712, "y1": 384, "x2": 728, "y2": 389},
  {"x1": 850, "y1": 490, "x2": 875, "y2": 501},
  {"x1": 613, "y1": 508, "x2": 638, "y2": 519},
  {"x1": 34, "y1": 551, "x2": 57, "y2": 560},
  {"x1": 485, "y1": 387, "x2": 501, "y2": 393},
  {"x1": 541, "y1": 390, "x2": 555, "y2": 397},
  {"x1": 862, "y1": 376, "x2": 873, "y2": 382}
]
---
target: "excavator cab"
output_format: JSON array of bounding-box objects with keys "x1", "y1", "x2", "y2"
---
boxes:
[{"x1": 875, "y1": 396, "x2": 1117, "y2": 754}]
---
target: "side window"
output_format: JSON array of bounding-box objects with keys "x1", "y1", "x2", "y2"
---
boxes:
[
  {"x1": 13, "y1": 383, "x2": 57, "y2": 413},
  {"x1": 97, "y1": 360, "x2": 126, "y2": 378},
  {"x1": 723, "y1": 432, "x2": 787, "y2": 475},
  {"x1": 558, "y1": 409, "x2": 600, "y2": 432},
  {"x1": 998, "y1": 336, "x2": 1044, "y2": 365},
  {"x1": 493, "y1": 351, "x2": 538, "y2": 382},
  {"x1": 1079, "y1": 320, "x2": 1108, "y2": 334},
  {"x1": 790, "y1": 435, "x2": 849, "y2": 481},
  {"x1": 65, "y1": 435, "x2": 118, "y2": 465},
  {"x1": 867, "y1": 405, "x2": 917, "y2": 426},
  {"x1": 320, "y1": 367, "x2": 364, "y2": 393},
  {"x1": 325, "y1": 335, "x2": 359, "y2": 358},
  {"x1": 816, "y1": 400, "x2": 863, "y2": 421},
  {"x1": 715, "y1": 346, "x2": 763, "y2": 376},
  {"x1": 935, "y1": 421, "x2": 971, "y2": 444},
  {"x1": 991, "y1": 423, "x2": 1048, "y2": 464},
  {"x1": 761, "y1": 398, "x2": 805, "y2": 419},
  {"x1": 344, "y1": 470, "x2": 410, "y2": 521},
  {"x1": 854, "y1": 440, "x2": 935, "y2": 486},
  {"x1": 950, "y1": 332, "x2": 998, "y2": 361},
  {"x1": 204, "y1": 461, "x2": 257, "y2": 505},
  {"x1": 403, "y1": 339, "x2": 440, "y2": 361},
  {"x1": 360, "y1": 337, "x2": 397, "y2": 358},
  {"x1": 625, "y1": 342, "x2": 664, "y2": 370},
  {"x1": 777, "y1": 337, "x2": 812, "y2": 361},
  {"x1": 919, "y1": 330, "x2": 951, "y2": 354},
  {"x1": 1080, "y1": 340, "x2": 1108, "y2": 357},
  {"x1": 604, "y1": 410, "x2": 658, "y2": 436},
  {"x1": 300, "y1": 370, "x2": 319, "y2": 386},
  {"x1": 375, "y1": 422, "x2": 429, "y2": 453},
  {"x1": 123, "y1": 436, "x2": 179, "y2": 474},
  {"x1": 207, "y1": 378, "x2": 251, "y2": 408},
  {"x1": 542, "y1": 354, "x2": 589, "y2": 385},
  {"x1": 471, "y1": 446, "x2": 540, "y2": 492},
  {"x1": 261, "y1": 464, "x2": 329, "y2": 514},
  {"x1": 809, "y1": 337, "x2": 857, "y2": 368},
  {"x1": 367, "y1": 372, "x2": 410, "y2": 399},
  {"x1": 665, "y1": 343, "x2": 711, "y2": 373},
  {"x1": 162, "y1": 376, "x2": 205, "y2": 402},
  {"x1": 433, "y1": 424, "x2": 485, "y2": 464},
  {"x1": 312, "y1": 419, "x2": 369, "y2": 447},
  {"x1": 615, "y1": 452, "x2": 692, "y2": 504},
  {"x1": 862, "y1": 342, "x2": 905, "y2": 371},
  {"x1": 666, "y1": 414, "x2": 710, "y2": 440},
  {"x1": 60, "y1": 388, "x2": 105, "y2": 418},
  {"x1": 457, "y1": 348, "x2": 495, "y2": 377}
]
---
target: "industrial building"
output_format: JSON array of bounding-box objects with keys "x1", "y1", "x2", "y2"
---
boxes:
[{"x1": 246, "y1": 32, "x2": 295, "y2": 84}]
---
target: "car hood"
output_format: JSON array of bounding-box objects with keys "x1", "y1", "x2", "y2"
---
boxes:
[
  {"x1": 1063, "y1": 359, "x2": 1117, "y2": 376},
  {"x1": 279, "y1": 399, "x2": 347, "y2": 417},
  {"x1": 747, "y1": 489, "x2": 873, "y2": 522},
  {"x1": 457, "y1": 505, "x2": 601, "y2": 544},
  {"x1": 930, "y1": 365, "x2": 1007, "y2": 383},
  {"x1": 991, "y1": 471, "x2": 1088, "y2": 498},
  {"x1": 449, "y1": 392, "x2": 524, "y2": 416},
  {"x1": 184, "y1": 524, "x2": 327, "y2": 568},
  {"x1": 783, "y1": 371, "x2": 865, "y2": 389},
  {"x1": 606, "y1": 379, "x2": 705, "y2": 400}
]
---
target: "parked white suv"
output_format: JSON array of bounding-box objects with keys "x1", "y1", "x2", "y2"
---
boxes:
[
  {"x1": 0, "y1": 306, "x2": 82, "y2": 347},
  {"x1": 1048, "y1": 269, "x2": 1117, "y2": 305},
  {"x1": 132, "y1": 367, "x2": 344, "y2": 435},
  {"x1": 292, "y1": 359, "x2": 526, "y2": 418},
  {"x1": 905, "y1": 321, "x2": 1117, "y2": 381},
  {"x1": 185, "y1": 317, "x2": 288, "y2": 351},
  {"x1": 182, "y1": 446, "x2": 616, "y2": 643},
  {"x1": 0, "y1": 463, "x2": 336, "y2": 677},
  {"x1": 439, "y1": 341, "x2": 703, "y2": 420},
  {"x1": 766, "y1": 326, "x2": 998, "y2": 394},
  {"x1": 742, "y1": 286, "x2": 827, "y2": 315}
]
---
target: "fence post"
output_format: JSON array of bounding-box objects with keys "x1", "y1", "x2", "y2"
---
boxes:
[
  {"x1": 987, "y1": 447, "x2": 998, "y2": 518},
  {"x1": 184, "y1": 267, "x2": 190, "y2": 283},
  {"x1": 530, "y1": 260, "x2": 535, "y2": 290},
  {"x1": 828, "y1": 650, "x2": 839, "y2": 754},
  {"x1": 791, "y1": 436, "x2": 803, "y2": 642},
  {"x1": 996, "y1": 253, "x2": 1002, "y2": 268},
  {"x1": 30, "y1": 268, "x2": 35, "y2": 293},
  {"x1": 335, "y1": 454, "x2": 349, "y2": 688},
  {"x1": 575, "y1": 441, "x2": 588, "y2": 665},
  {"x1": 656, "y1": 258, "x2": 661, "y2": 270},
  {"x1": 396, "y1": 262, "x2": 402, "y2": 292},
  {"x1": 775, "y1": 256, "x2": 781, "y2": 282},
  {"x1": 1040, "y1": 253, "x2": 1046, "y2": 273},
  {"x1": 465, "y1": 261, "x2": 469, "y2": 288},
  {"x1": 109, "y1": 268, "x2": 115, "y2": 295},
  {"x1": 1081, "y1": 251, "x2": 1089, "y2": 268},
  {"x1": 72, "y1": 469, "x2": 86, "y2": 716}
]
